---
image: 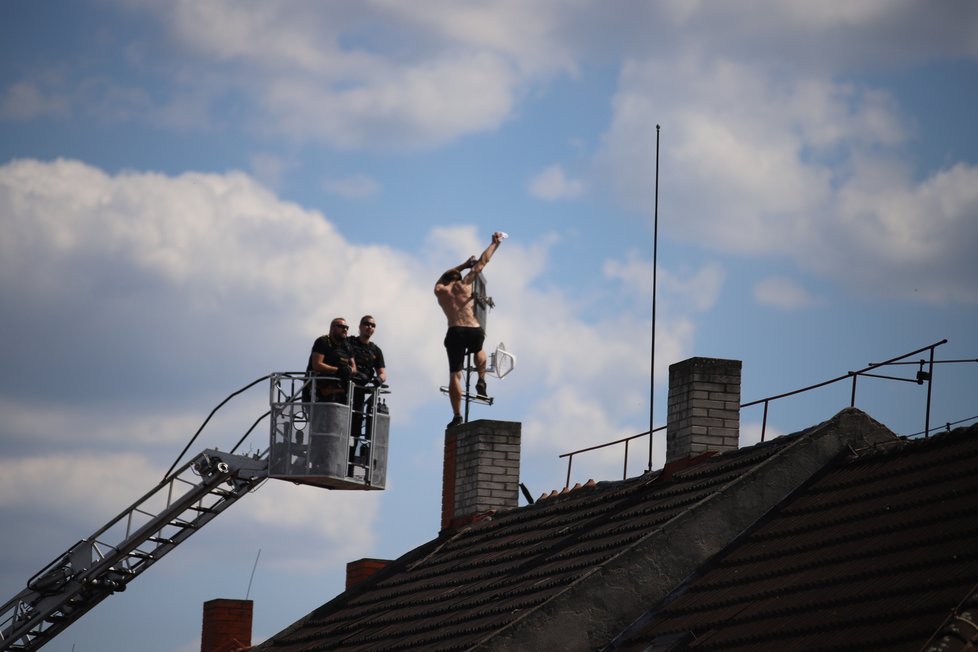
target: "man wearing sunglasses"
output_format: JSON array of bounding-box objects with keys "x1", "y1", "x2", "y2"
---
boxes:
[
  {"x1": 434, "y1": 231, "x2": 505, "y2": 428},
  {"x1": 348, "y1": 315, "x2": 387, "y2": 385},
  {"x1": 304, "y1": 317, "x2": 357, "y2": 403},
  {"x1": 347, "y1": 316, "x2": 387, "y2": 461}
]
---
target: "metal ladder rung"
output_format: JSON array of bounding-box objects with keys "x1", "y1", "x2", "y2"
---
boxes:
[{"x1": 188, "y1": 505, "x2": 217, "y2": 514}]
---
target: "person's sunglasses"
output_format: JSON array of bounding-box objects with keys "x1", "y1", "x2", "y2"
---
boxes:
[
  {"x1": 333, "y1": 324, "x2": 349, "y2": 331},
  {"x1": 363, "y1": 322, "x2": 377, "y2": 328}
]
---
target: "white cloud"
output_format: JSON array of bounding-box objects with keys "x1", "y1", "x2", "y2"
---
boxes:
[
  {"x1": 322, "y1": 173, "x2": 381, "y2": 199},
  {"x1": 376, "y1": 0, "x2": 580, "y2": 76},
  {"x1": 0, "y1": 81, "x2": 69, "y2": 120},
  {"x1": 263, "y1": 52, "x2": 517, "y2": 149},
  {"x1": 249, "y1": 153, "x2": 296, "y2": 191},
  {"x1": 0, "y1": 453, "x2": 164, "y2": 522},
  {"x1": 754, "y1": 276, "x2": 818, "y2": 310},
  {"x1": 528, "y1": 165, "x2": 585, "y2": 201},
  {"x1": 10, "y1": 0, "x2": 973, "y2": 152},
  {"x1": 649, "y1": 1, "x2": 978, "y2": 67},
  {"x1": 823, "y1": 159, "x2": 978, "y2": 302},
  {"x1": 598, "y1": 258, "x2": 721, "y2": 385},
  {"x1": 605, "y1": 257, "x2": 725, "y2": 314},
  {"x1": 658, "y1": 264, "x2": 726, "y2": 313},
  {"x1": 108, "y1": 2, "x2": 528, "y2": 149},
  {"x1": 596, "y1": 54, "x2": 978, "y2": 304},
  {"x1": 15, "y1": 1, "x2": 972, "y2": 152},
  {"x1": 0, "y1": 396, "x2": 206, "y2": 447},
  {"x1": 0, "y1": 450, "x2": 379, "y2": 574},
  {"x1": 245, "y1": 482, "x2": 380, "y2": 571},
  {"x1": 0, "y1": 158, "x2": 440, "y2": 413},
  {"x1": 739, "y1": 421, "x2": 786, "y2": 448}
]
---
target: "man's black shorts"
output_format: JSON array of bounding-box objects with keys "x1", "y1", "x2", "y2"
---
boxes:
[{"x1": 444, "y1": 326, "x2": 485, "y2": 373}]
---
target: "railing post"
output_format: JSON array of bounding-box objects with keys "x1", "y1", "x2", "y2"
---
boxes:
[
  {"x1": 648, "y1": 430, "x2": 654, "y2": 472},
  {"x1": 623, "y1": 440, "x2": 629, "y2": 480},
  {"x1": 925, "y1": 347, "x2": 935, "y2": 438},
  {"x1": 761, "y1": 401, "x2": 769, "y2": 443}
]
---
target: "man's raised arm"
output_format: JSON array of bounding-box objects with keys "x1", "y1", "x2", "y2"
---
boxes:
[{"x1": 469, "y1": 231, "x2": 504, "y2": 277}]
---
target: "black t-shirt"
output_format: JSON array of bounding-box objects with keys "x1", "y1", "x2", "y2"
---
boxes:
[
  {"x1": 306, "y1": 335, "x2": 354, "y2": 374},
  {"x1": 348, "y1": 336, "x2": 385, "y2": 377}
]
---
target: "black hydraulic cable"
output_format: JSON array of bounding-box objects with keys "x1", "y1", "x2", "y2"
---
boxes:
[
  {"x1": 230, "y1": 410, "x2": 271, "y2": 455},
  {"x1": 230, "y1": 381, "x2": 314, "y2": 455},
  {"x1": 163, "y1": 374, "x2": 273, "y2": 480}
]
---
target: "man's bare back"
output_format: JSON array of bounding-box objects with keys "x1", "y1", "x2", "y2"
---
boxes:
[
  {"x1": 435, "y1": 276, "x2": 479, "y2": 327},
  {"x1": 434, "y1": 232, "x2": 503, "y2": 326}
]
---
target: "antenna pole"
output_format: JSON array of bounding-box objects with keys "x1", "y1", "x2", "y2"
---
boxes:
[
  {"x1": 245, "y1": 548, "x2": 262, "y2": 600},
  {"x1": 648, "y1": 124, "x2": 660, "y2": 471},
  {"x1": 464, "y1": 353, "x2": 472, "y2": 422}
]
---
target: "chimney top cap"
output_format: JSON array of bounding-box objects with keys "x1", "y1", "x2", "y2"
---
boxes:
[{"x1": 670, "y1": 356, "x2": 742, "y2": 370}]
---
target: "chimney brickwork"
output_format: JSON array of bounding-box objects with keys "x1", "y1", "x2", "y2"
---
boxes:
[
  {"x1": 442, "y1": 420, "x2": 521, "y2": 532},
  {"x1": 346, "y1": 558, "x2": 390, "y2": 590},
  {"x1": 667, "y1": 357, "x2": 741, "y2": 463},
  {"x1": 201, "y1": 598, "x2": 252, "y2": 652}
]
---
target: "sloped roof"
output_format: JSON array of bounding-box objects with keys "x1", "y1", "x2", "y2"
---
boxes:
[
  {"x1": 608, "y1": 422, "x2": 978, "y2": 652},
  {"x1": 256, "y1": 408, "x2": 898, "y2": 652}
]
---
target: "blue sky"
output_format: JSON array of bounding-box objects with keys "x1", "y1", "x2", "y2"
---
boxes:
[{"x1": 1, "y1": 2, "x2": 976, "y2": 650}]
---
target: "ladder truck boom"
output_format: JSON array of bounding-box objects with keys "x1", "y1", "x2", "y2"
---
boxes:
[
  {"x1": 0, "y1": 372, "x2": 390, "y2": 651},
  {"x1": 0, "y1": 449, "x2": 267, "y2": 652}
]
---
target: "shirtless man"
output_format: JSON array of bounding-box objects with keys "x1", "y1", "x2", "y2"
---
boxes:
[{"x1": 434, "y1": 231, "x2": 505, "y2": 428}]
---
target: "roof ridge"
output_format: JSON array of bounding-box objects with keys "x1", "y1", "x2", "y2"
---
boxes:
[{"x1": 536, "y1": 478, "x2": 598, "y2": 501}]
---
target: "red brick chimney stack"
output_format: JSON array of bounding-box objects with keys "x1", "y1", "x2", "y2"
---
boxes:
[
  {"x1": 346, "y1": 558, "x2": 390, "y2": 589},
  {"x1": 201, "y1": 598, "x2": 252, "y2": 652}
]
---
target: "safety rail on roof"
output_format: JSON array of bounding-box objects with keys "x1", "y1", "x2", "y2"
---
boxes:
[{"x1": 559, "y1": 339, "x2": 978, "y2": 488}]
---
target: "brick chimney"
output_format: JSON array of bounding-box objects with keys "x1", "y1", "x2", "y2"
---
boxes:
[
  {"x1": 667, "y1": 357, "x2": 741, "y2": 464},
  {"x1": 442, "y1": 419, "x2": 521, "y2": 533},
  {"x1": 201, "y1": 598, "x2": 252, "y2": 652},
  {"x1": 346, "y1": 558, "x2": 390, "y2": 589}
]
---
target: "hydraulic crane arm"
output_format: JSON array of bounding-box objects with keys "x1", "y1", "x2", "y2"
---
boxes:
[{"x1": 0, "y1": 449, "x2": 268, "y2": 652}]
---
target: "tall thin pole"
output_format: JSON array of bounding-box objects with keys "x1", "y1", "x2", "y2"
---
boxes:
[
  {"x1": 648, "y1": 125, "x2": 660, "y2": 471},
  {"x1": 925, "y1": 346, "x2": 935, "y2": 438},
  {"x1": 246, "y1": 548, "x2": 262, "y2": 600}
]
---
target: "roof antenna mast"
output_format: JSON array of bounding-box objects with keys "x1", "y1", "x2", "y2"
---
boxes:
[{"x1": 648, "y1": 124, "x2": 660, "y2": 471}]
